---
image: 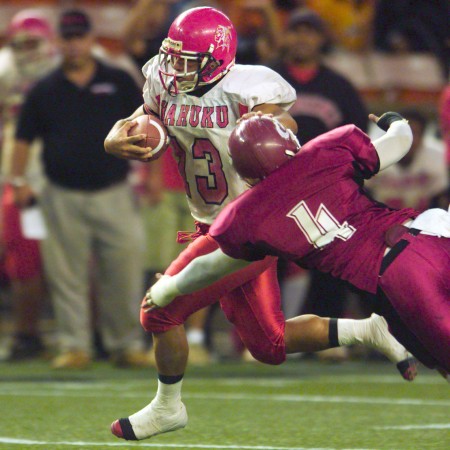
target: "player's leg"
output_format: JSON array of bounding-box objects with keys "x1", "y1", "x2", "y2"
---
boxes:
[
  {"x1": 111, "y1": 234, "x2": 275, "y2": 441},
  {"x1": 219, "y1": 264, "x2": 415, "y2": 380},
  {"x1": 1, "y1": 185, "x2": 46, "y2": 360},
  {"x1": 285, "y1": 313, "x2": 415, "y2": 370},
  {"x1": 8, "y1": 274, "x2": 46, "y2": 359},
  {"x1": 378, "y1": 233, "x2": 450, "y2": 373},
  {"x1": 301, "y1": 270, "x2": 350, "y2": 361}
]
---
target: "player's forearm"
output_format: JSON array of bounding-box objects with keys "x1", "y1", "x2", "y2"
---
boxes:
[
  {"x1": 149, "y1": 249, "x2": 250, "y2": 307},
  {"x1": 175, "y1": 249, "x2": 250, "y2": 294},
  {"x1": 253, "y1": 104, "x2": 298, "y2": 134},
  {"x1": 273, "y1": 111, "x2": 298, "y2": 134},
  {"x1": 373, "y1": 120, "x2": 412, "y2": 171}
]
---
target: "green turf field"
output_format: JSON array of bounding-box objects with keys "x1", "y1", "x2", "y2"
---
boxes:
[{"x1": 0, "y1": 359, "x2": 448, "y2": 450}]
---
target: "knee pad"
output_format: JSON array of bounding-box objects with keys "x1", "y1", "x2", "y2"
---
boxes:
[
  {"x1": 140, "y1": 303, "x2": 184, "y2": 334},
  {"x1": 246, "y1": 344, "x2": 286, "y2": 366}
]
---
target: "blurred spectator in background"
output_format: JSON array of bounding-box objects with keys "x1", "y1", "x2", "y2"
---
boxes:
[
  {"x1": 0, "y1": 9, "x2": 58, "y2": 361},
  {"x1": 271, "y1": 8, "x2": 369, "y2": 360},
  {"x1": 272, "y1": 8, "x2": 368, "y2": 143},
  {"x1": 228, "y1": 0, "x2": 282, "y2": 65},
  {"x1": 430, "y1": 85, "x2": 450, "y2": 209},
  {"x1": 366, "y1": 109, "x2": 448, "y2": 211},
  {"x1": 122, "y1": 0, "x2": 213, "y2": 70},
  {"x1": 122, "y1": 0, "x2": 180, "y2": 69},
  {"x1": 9, "y1": 9, "x2": 148, "y2": 369},
  {"x1": 306, "y1": 0, "x2": 376, "y2": 53},
  {"x1": 274, "y1": 0, "x2": 306, "y2": 18},
  {"x1": 373, "y1": 0, "x2": 450, "y2": 78},
  {"x1": 439, "y1": 85, "x2": 450, "y2": 168}
]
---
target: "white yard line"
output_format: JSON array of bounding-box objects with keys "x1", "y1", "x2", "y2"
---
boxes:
[
  {"x1": 183, "y1": 393, "x2": 450, "y2": 407},
  {"x1": 197, "y1": 376, "x2": 442, "y2": 386},
  {"x1": 0, "y1": 438, "x2": 373, "y2": 450},
  {"x1": 0, "y1": 387, "x2": 448, "y2": 407},
  {"x1": 374, "y1": 424, "x2": 450, "y2": 430}
]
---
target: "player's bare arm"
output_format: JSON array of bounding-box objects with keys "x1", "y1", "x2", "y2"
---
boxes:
[
  {"x1": 370, "y1": 112, "x2": 413, "y2": 170},
  {"x1": 142, "y1": 249, "x2": 251, "y2": 312},
  {"x1": 104, "y1": 105, "x2": 154, "y2": 161},
  {"x1": 239, "y1": 103, "x2": 298, "y2": 134}
]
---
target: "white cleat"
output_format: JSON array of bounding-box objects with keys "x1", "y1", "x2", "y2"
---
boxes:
[
  {"x1": 111, "y1": 400, "x2": 188, "y2": 441},
  {"x1": 365, "y1": 313, "x2": 417, "y2": 381}
]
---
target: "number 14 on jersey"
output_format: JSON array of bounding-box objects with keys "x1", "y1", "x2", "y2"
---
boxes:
[{"x1": 287, "y1": 201, "x2": 356, "y2": 249}]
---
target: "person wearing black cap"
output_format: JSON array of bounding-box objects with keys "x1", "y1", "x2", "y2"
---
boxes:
[
  {"x1": 9, "y1": 9, "x2": 150, "y2": 369},
  {"x1": 275, "y1": 7, "x2": 368, "y2": 142},
  {"x1": 271, "y1": 8, "x2": 370, "y2": 361}
]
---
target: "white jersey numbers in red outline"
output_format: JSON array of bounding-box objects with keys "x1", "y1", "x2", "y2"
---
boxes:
[
  {"x1": 287, "y1": 201, "x2": 356, "y2": 249},
  {"x1": 170, "y1": 136, "x2": 228, "y2": 205}
]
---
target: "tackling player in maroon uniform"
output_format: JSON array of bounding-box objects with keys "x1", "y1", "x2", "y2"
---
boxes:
[{"x1": 147, "y1": 112, "x2": 449, "y2": 379}]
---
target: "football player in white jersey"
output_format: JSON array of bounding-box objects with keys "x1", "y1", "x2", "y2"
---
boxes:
[
  {"x1": 105, "y1": 7, "x2": 415, "y2": 441},
  {"x1": 0, "y1": 10, "x2": 58, "y2": 360}
]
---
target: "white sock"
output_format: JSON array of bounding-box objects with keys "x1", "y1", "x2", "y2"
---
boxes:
[
  {"x1": 128, "y1": 379, "x2": 183, "y2": 438},
  {"x1": 337, "y1": 317, "x2": 370, "y2": 346},
  {"x1": 154, "y1": 379, "x2": 183, "y2": 406}
]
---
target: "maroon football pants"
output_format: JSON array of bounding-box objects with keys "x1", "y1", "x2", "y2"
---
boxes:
[{"x1": 378, "y1": 233, "x2": 450, "y2": 372}]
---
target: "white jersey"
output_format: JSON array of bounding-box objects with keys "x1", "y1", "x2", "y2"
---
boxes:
[{"x1": 142, "y1": 57, "x2": 296, "y2": 224}]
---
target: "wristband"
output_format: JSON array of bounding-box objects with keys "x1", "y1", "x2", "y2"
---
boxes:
[{"x1": 376, "y1": 112, "x2": 406, "y2": 132}]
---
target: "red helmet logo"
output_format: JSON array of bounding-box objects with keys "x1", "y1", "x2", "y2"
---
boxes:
[{"x1": 215, "y1": 25, "x2": 232, "y2": 52}]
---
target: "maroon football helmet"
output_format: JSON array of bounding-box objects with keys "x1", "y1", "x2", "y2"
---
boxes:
[{"x1": 228, "y1": 116, "x2": 301, "y2": 179}]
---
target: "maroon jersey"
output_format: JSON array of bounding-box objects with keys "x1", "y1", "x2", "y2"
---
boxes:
[{"x1": 210, "y1": 125, "x2": 418, "y2": 294}]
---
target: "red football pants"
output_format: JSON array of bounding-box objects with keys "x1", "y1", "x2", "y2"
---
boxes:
[
  {"x1": 1, "y1": 185, "x2": 42, "y2": 281},
  {"x1": 140, "y1": 233, "x2": 286, "y2": 365}
]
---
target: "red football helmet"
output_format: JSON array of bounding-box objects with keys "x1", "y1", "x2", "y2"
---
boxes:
[
  {"x1": 228, "y1": 116, "x2": 301, "y2": 180},
  {"x1": 159, "y1": 7, "x2": 237, "y2": 95},
  {"x1": 6, "y1": 10, "x2": 54, "y2": 77},
  {"x1": 7, "y1": 10, "x2": 53, "y2": 42}
]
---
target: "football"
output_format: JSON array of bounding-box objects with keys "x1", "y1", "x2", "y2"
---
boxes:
[{"x1": 128, "y1": 114, "x2": 170, "y2": 161}]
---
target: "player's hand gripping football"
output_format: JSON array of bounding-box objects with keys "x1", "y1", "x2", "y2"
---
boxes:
[
  {"x1": 142, "y1": 274, "x2": 180, "y2": 313},
  {"x1": 104, "y1": 118, "x2": 153, "y2": 162},
  {"x1": 237, "y1": 110, "x2": 273, "y2": 124}
]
